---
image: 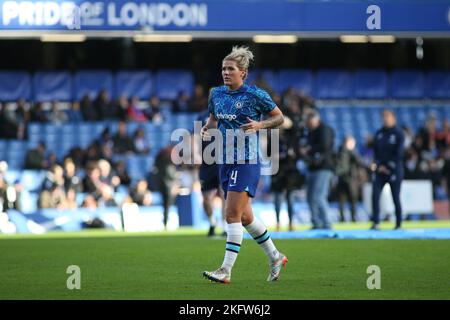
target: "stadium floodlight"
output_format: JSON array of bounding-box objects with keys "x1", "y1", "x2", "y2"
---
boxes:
[
  {"x1": 133, "y1": 34, "x2": 193, "y2": 42},
  {"x1": 252, "y1": 35, "x2": 298, "y2": 44},
  {"x1": 339, "y1": 35, "x2": 369, "y2": 43},
  {"x1": 369, "y1": 35, "x2": 396, "y2": 43},
  {"x1": 40, "y1": 34, "x2": 86, "y2": 42}
]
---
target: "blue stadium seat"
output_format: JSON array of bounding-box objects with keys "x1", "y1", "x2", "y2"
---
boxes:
[
  {"x1": 0, "y1": 71, "x2": 31, "y2": 101},
  {"x1": 115, "y1": 71, "x2": 153, "y2": 100},
  {"x1": 20, "y1": 191, "x2": 39, "y2": 214},
  {"x1": 8, "y1": 140, "x2": 27, "y2": 151},
  {"x1": 275, "y1": 69, "x2": 313, "y2": 95},
  {"x1": 6, "y1": 151, "x2": 25, "y2": 169},
  {"x1": 28, "y1": 123, "x2": 42, "y2": 136},
  {"x1": 316, "y1": 70, "x2": 353, "y2": 99},
  {"x1": 33, "y1": 71, "x2": 72, "y2": 102},
  {"x1": 426, "y1": 71, "x2": 450, "y2": 99},
  {"x1": 354, "y1": 70, "x2": 388, "y2": 99},
  {"x1": 61, "y1": 124, "x2": 76, "y2": 136},
  {"x1": 20, "y1": 170, "x2": 46, "y2": 192},
  {"x1": 390, "y1": 70, "x2": 425, "y2": 99},
  {"x1": 126, "y1": 155, "x2": 150, "y2": 181},
  {"x1": 74, "y1": 70, "x2": 114, "y2": 100},
  {"x1": 0, "y1": 140, "x2": 7, "y2": 152},
  {"x1": 155, "y1": 70, "x2": 194, "y2": 100}
]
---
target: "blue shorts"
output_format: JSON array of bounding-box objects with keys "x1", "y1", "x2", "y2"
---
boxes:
[{"x1": 219, "y1": 163, "x2": 261, "y2": 199}]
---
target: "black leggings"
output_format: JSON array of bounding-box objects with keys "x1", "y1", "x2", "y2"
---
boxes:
[
  {"x1": 372, "y1": 172, "x2": 403, "y2": 227},
  {"x1": 274, "y1": 190, "x2": 294, "y2": 223}
]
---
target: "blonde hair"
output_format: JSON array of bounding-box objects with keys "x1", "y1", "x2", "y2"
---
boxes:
[{"x1": 223, "y1": 46, "x2": 254, "y2": 79}]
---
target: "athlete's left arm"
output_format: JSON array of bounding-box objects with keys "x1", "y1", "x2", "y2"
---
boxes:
[{"x1": 240, "y1": 107, "x2": 284, "y2": 133}]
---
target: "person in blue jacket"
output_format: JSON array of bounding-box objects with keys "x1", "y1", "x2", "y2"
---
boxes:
[{"x1": 371, "y1": 109, "x2": 405, "y2": 230}]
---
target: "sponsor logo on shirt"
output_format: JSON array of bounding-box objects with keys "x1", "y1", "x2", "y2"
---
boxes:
[{"x1": 216, "y1": 113, "x2": 237, "y2": 121}]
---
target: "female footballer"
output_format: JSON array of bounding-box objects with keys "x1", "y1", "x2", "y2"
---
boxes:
[{"x1": 201, "y1": 46, "x2": 288, "y2": 283}]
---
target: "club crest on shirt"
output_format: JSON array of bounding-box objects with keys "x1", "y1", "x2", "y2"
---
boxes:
[
  {"x1": 389, "y1": 134, "x2": 396, "y2": 144},
  {"x1": 235, "y1": 101, "x2": 243, "y2": 109}
]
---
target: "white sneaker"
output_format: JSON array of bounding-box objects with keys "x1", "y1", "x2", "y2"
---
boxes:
[
  {"x1": 267, "y1": 253, "x2": 288, "y2": 281},
  {"x1": 203, "y1": 267, "x2": 231, "y2": 284}
]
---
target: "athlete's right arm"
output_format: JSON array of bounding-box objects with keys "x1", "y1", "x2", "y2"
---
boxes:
[{"x1": 201, "y1": 113, "x2": 217, "y2": 140}]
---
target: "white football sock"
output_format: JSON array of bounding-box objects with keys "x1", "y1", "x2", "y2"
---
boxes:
[
  {"x1": 245, "y1": 218, "x2": 280, "y2": 262},
  {"x1": 221, "y1": 222, "x2": 243, "y2": 272}
]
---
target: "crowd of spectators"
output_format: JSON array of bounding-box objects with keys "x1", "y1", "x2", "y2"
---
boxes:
[
  {"x1": 1, "y1": 79, "x2": 450, "y2": 221},
  {"x1": 0, "y1": 84, "x2": 210, "y2": 141}
]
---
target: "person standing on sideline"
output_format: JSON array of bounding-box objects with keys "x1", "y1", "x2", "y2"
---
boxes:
[
  {"x1": 196, "y1": 109, "x2": 226, "y2": 237},
  {"x1": 300, "y1": 110, "x2": 335, "y2": 230},
  {"x1": 335, "y1": 136, "x2": 365, "y2": 222},
  {"x1": 371, "y1": 109, "x2": 405, "y2": 230}
]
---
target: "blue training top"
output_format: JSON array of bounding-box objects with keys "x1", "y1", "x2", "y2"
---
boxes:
[{"x1": 208, "y1": 83, "x2": 276, "y2": 163}]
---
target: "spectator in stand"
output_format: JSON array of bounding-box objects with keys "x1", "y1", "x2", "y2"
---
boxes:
[
  {"x1": 188, "y1": 84, "x2": 208, "y2": 113},
  {"x1": 360, "y1": 135, "x2": 374, "y2": 167},
  {"x1": 127, "y1": 96, "x2": 147, "y2": 122},
  {"x1": 29, "y1": 102, "x2": 48, "y2": 123},
  {"x1": 67, "y1": 147, "x2": 85, "y2": 169},
  {"x1": 83, "y1": 144, "x2": 101, "y2": 166},
  {"x1": 115, "y1": 95, "x2": 129, "y2": 121},
  {"x1": 0, "y1": 102, "x2": 19, "y2": 139},
  {"x1": 98, "y1": 159, "x2": 120, "y2": 190},
  {"x1": 0, "y1": 161, "x2": 22, "y2": 212},
  {"x1": 48, "y1": 100, "x2": 68, "y2": 124},
  {"x1": 24, "y1": 142, "x2": 47, "y2": 170},
  {"x1": 112, "y1": 121, "x2": 136, "y2": 154},
  {"x1": 41, "y1": 164, "x2": 65, "y2": 191},
  {"x1": 437, "y1": 119, "x2": 450, "y2": 149},
  {"x1": 46, "y1": 152, "x2": 58, "y2": 168},
  {"x1": 172, "y1": 90, "x2": 190, "y2": 113},
  {"x1": 15, "y1": 99, "x2": 29, "y2": 140},
  {"x1": 38, "y1": 183, "x2": 66, "y2": 209},
  {"x1": 82, "y1": 162, "x2": 103, "y2": 196},
  {"x1": 404, "y1": 148, "x2": 421, "y2": 179},
  {"x1": 66, "y1": 101, "x2": 83, "y2": 122},
  {"x1": 81, "y1": 194, "x2": 98, "y2": 209},
  {"x1": 94, "y1": 89, "x2": 117, "y2": 120},
  {"x1": 80, "y1": 94, "x2": 97, "y2": 121},
  {"x1": 442, "y1": 147, "x2": 450, "y2": 217},
  {"x1": 115, "y1": 160, "x2": 132, "y2": 187},
  {"x1": 98, "y1": 185, "x2": 117, "y2": 207},
  {"x1": 65, "y1": 188, "x2": 78, "y2": 209},
  {"x1": 133, "y1": 127, "x2": 150, "y2": 154},
  {"x1": 15, "y1": 99, "x2": 29, "y2": 125},
  {"x1": 129, "y1": 179, "x2": 153, "y2": 206},
  {"x1": 417, "y1": 114, "x2": 438, "y2": 152},
  {"x1": 402, "y1": 125, "x2": 414, "y2": 149},
  {"x1": 63, "y1": 158, "x2": 82, "y2": 193},
  {"x1": 146, "y1": 95, "x2": 164, "y2": 123}
]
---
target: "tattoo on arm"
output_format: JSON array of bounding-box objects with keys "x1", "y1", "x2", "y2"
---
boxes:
[{"x1": 260, "y1": 114, "x2": 284, "y2": 129}]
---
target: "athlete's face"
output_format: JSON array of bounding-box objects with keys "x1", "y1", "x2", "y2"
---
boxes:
[{"x1": 222, "y1": 60, "x2": 245, "y2": 89}]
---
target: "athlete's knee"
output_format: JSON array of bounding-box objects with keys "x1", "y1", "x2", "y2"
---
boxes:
[{"x1": 225, "y1": 204, "x2": 241, "y2": 223}]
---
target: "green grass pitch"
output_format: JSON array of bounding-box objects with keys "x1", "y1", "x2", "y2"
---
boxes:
[{"x1": 1, "y1": 222, "x2": 450, "y2": 300}]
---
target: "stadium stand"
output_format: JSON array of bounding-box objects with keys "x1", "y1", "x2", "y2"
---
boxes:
[{"x1": 1, "y1": 68, "x2": 449, "y2": 227}]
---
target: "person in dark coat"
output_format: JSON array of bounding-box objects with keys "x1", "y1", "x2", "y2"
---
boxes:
[
  {"x1": 335, "y1": 136, "x2": 365, "y2": 222},
  {"x1": 371, "y1": 109, "x2": 405, "y2": 230}
]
